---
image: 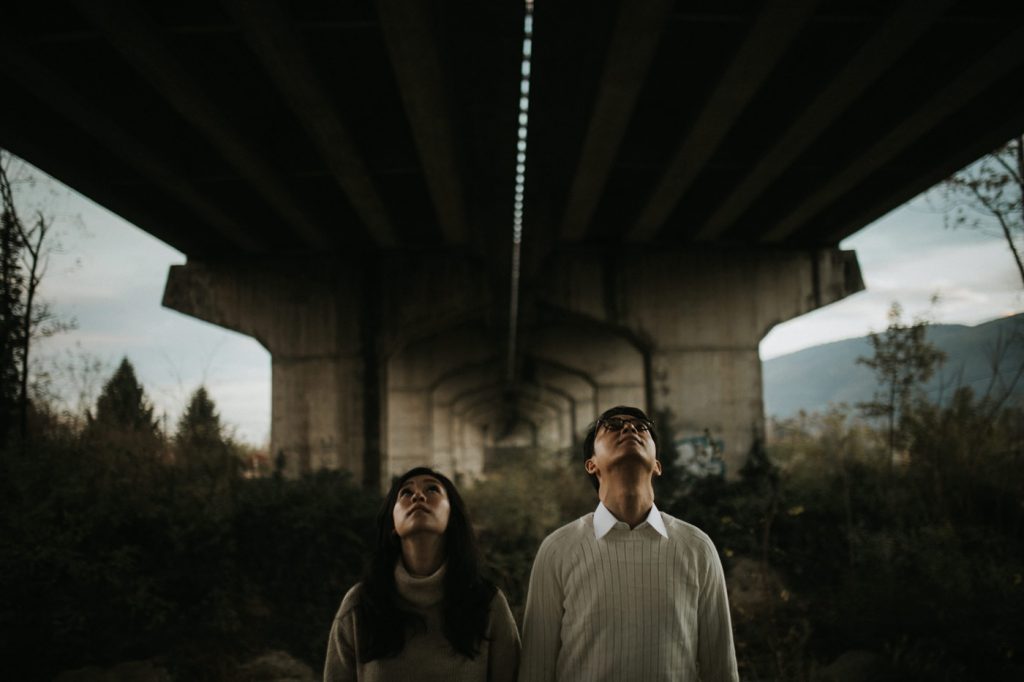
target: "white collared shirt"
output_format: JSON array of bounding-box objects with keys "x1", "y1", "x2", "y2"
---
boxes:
[
  {"x1": 520, "y1": 502, "x2": 740, "y2": 681},
  {"x1": 593, "y1": 500, "x2": 669, "y2": 539}
]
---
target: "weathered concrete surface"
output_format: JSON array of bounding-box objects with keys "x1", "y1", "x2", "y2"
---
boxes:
[
  {"x1": 163, "y1": 246, "x2": 862, "y2": 485},
  {"x1": 163, "y1": 257, "x2": 370, "y2": 481},
  {"x1": 535, "y1": 247, "x2": 863, "y2": 473}
]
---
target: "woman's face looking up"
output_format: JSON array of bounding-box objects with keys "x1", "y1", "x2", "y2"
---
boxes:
[{"x1": 392, "y1": 474, "x2": 451, "y2": 540}]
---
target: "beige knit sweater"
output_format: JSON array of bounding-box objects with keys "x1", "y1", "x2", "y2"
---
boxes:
[
  {"x1": 518, "y1": 509, "x2": 739, "y2": 682},
  {"x1": 324, "y1": 562, "x2": 520, "y2": 682}
]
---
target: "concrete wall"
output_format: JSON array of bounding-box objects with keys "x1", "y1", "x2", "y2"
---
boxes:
[
  {"x1": 163, "y1": 246, "x2": 862, "y2": 486},
  {"x1": 163, "y1": 257, "x2": 370, "y2": 480},
  {"x1": 535, "y1": 247, "x2": 863, "y2": 473}
]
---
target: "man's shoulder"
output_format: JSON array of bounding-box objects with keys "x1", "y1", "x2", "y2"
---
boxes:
[
  {"x1": 536, "y1": 513, "x2": 594, "y2": 554},
  {"x1": 660, "y1": 511, "x2": 719, "y2": 554}
]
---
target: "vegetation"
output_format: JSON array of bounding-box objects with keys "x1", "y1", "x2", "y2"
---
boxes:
[
  {"x1": 744, "y1": 395, "x2": 1021, "y2": 680},
  {"x1": 465, "y1": 390, "x2": 1022, "y2": 680},
  {"x1": 856, "y1": 302, "x2": 946, "y2": 461},
  {"x1": 941, "y1": 134, "x2": 1024, "y2": 287},
  {"x1": 0, "y1": 151, "x2": 71, "y2": 448},
  {"x1": 1, "y1": 299, "x2": 1020, "y2": 680},
  {"x1": 0, "y1": 366, "x2": 379, "y2": 680},
  {"x1": 1, "y1": 151, "x2": 31, "y2": 446}
]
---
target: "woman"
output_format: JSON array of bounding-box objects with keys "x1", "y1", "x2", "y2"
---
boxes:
[{"x1": 324, "y1": 467, "x2": 520, "y2": 681}]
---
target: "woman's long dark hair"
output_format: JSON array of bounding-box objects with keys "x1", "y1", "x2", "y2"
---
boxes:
[{"x1": 357, "y1": 466, "x2": 496, "y2": 662}]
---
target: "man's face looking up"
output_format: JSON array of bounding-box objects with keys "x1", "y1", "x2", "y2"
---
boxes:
[{"x1": 586, "y1": 414, "x2": 662, "y2": 483}]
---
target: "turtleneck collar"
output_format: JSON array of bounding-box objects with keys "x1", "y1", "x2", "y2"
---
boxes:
[{"x1": 394, "y1": 559, "x2": 446, "y2": 608}]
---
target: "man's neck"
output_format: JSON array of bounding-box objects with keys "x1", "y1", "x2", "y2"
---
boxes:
[{"x1": 599, "y1": 478, "x2": 656, "y2": 528}]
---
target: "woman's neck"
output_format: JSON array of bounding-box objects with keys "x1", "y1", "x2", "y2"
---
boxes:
[{"x1": 400, "y1": 534, "x2": 445, "y2": 576}]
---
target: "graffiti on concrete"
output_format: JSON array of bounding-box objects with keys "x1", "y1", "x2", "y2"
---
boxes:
[{"x1": 672, "y1": 429, "x2": 726, "y2": 480}]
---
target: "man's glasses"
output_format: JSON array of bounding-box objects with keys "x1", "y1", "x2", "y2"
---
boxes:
[{"x1": 598, "y1": 417, "x2": 654, "y2": 433}]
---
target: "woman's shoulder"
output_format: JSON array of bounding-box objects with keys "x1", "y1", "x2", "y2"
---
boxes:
[
  {"x1": 334, "y1": 582, "x2": 365, "y2": 621},
  {"x1": 489, "y1": 586, "x2": 509, "y2": 609},
  {"x1": 486, "y1": 588, "x2": 521, "y2": 641}
]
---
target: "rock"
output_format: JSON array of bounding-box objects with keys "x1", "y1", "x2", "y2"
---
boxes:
[
  {"x1": 234, "y1": 650, "x2": 317, "y2": 682},
  {"x1": 816, "y1": 650, "x2": 888, "y2": 682}
]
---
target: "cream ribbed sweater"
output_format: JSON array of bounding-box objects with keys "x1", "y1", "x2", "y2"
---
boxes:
[
  {"x1": 518, "y1": 508, "x2": 739, "y2": 682},
  {"x1": 324, "y1": 562, "x2": 520, "y2": 682}
]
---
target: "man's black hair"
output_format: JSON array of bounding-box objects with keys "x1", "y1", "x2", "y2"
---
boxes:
[{"x1": 582, "y1": 405, "x2": 660, "y2": 490}]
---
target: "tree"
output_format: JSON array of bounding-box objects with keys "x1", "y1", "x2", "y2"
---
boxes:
[
  {"x1": 856, "y1": 303, "x2": 946, "y2": 462},
  {"x1": 174, "y1": 385, "x2": 241, "y2": 491},
  {"x1": 0, "y1": 156, "x2": 25, "y2": 446},
  {"x1": 175, "y1": 386, "x2": 228, "y2": 452},
  {"x1": 941, "y1": 135, "x2": 1024, "y2": 287},
  {"x1": 0, "y1": 150, "x2": 74, "y2": 446},
  {"x1": 86, "y1": 357, "x2": 161, "y2": 446}
]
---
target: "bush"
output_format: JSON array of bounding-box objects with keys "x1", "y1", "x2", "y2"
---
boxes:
[
  {"x1": 0, "y1": 416, "x2": 379, "y2": 681},
  {"x1": 463, "y1": 448, "x2": 594, "y2": 615},
  {"x1": 5, "y1": 389, "x2": 1022, "y2": 680}
]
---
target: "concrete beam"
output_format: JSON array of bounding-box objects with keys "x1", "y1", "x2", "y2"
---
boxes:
[
  {"x1": 695, "y1": 0, "x2": 951, "y2": 241},
  {"x1": 761, "y1": 22, "x2": 1024, "y2": 242},
  {"x1": 451, "y1": 384, "x2": 568, "y2": 461},
  {"x1": 162, "y1": 259, "x2": 374, "y2": 480},
  {"x1": 375, "y1": 0, "x2": 469, "y2": 244},
  {"x1": 625, "y1": 0, "x2": 818, "y2": 242},
  {"x1": 0, "y1": 42, "x2": 263, "y2": 254},
  {"x1": 524, "y1": 322, "x2": 647, "y2": 411},
  {"x1": 386, "y1": 324, "x2": 498, "y2": 479},
  {"x1": 377, "y1": 252, "x2": 495, "y2": 356},
  {"x1": 223, "y1": 0, "x2": 399, "y2": 247},
  {"x1": 528, "y1": 357, "x2": 598, "y2": 434},
  {"x1": 73, "y1": 0, "x2": 332, "y2": 249},
  {"x1": 822, "y1": 113, "x2": 1024, "y2": 246},
  {"x1": 559, "y1": 0, "x2": 673, "y2": 242},
  {"x1": 162, "y1": 245, "x2": 862, "y2": 483},
  {"x1": 431, "y1": 361, "x2": 503, "y2": 475}
]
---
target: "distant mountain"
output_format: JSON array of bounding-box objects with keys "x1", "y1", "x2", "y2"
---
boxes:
[{"x1": 763, "y1": 313, "x2": 1024, "y2": 418}]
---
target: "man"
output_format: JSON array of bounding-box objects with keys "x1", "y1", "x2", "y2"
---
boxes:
[{"x1": 518, "y1": 406, "x2": 739, "y2": 682}]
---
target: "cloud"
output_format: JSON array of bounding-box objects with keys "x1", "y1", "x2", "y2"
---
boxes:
[
  {"x1": 25, "y1": 181, "x2": 272, "y2": 445},
  {"x1": 762, "y1": 202, "x2": 1024, "y2": 360}
]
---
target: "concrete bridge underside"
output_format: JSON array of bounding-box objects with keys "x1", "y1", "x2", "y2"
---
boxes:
[
  {"x1": 4, "y1": 2, "x2": 1024, "y2": 486},
  {"x1": 164, "y1": 246, "x2": 862, "y2": 483}
]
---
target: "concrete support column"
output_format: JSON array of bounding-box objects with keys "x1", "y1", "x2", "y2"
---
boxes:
[
  {"x1": 162, "y1": 246, "x2": 861, "y2": 485},
  {"x1": 537, "y1": 246, "x2": 863, "y2": 475},
  {"x1": 271, "y1": 354, "x2": 367, "y2": 479},
  {"x1": 386, "y1": 387, "x2": 431, "y2": 480},
  {"x1": 649, "y1": 347, "x2": 763, "y2": 476},
  {"x1": 162, "y1": 258, "x2": 376, "y2": 482}
]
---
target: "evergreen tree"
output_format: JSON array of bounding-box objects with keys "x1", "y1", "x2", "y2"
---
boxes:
[
  {"x1": 174, "y1": 385, "x2": 238, "y2": 485},
  {"x1": 175, "y1": 386, "x2": 225, "y2": 452},
  {"x1": 86, "y1": 357, "x2": 161, "y2": 442}
]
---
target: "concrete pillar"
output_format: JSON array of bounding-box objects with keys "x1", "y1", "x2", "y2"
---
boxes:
[
  {"x1": 270, "y1": 355, "x2": 367, "y2": 477},
  {"x1": 537, "y1": 246, "x2": 863, "y2": 474},
  {"x1": 649, "y1": 348, "x2": 763, "y2": 476},
  {"x1": 163, "y1": 246, "x2": 861, "y2": 486},
  {"x1": 162, "y1": 258, "x2": 375, "y2": 482}
]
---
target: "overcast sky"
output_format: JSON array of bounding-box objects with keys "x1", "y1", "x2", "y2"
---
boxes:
[{"x1": 14, "y1": 159, "x2": 1023, "y2": 446}]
